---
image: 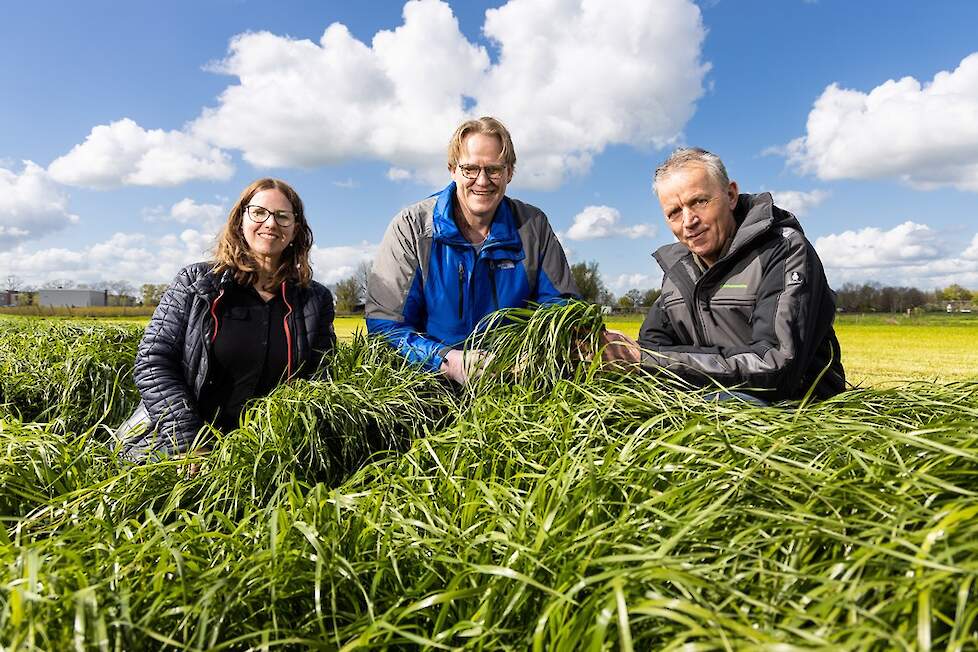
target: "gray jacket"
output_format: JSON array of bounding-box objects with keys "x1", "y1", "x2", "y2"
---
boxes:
[
  {"x1": 116, "y1": 262, "x2": 335, "y2": 459},
  {"x1": 638, "y1": 193, "x2": 845, "y2": 401}
]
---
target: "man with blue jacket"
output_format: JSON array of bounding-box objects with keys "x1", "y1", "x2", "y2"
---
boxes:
[{"x1": 366, "y1": 116, "x2": 579, "y2": 383}]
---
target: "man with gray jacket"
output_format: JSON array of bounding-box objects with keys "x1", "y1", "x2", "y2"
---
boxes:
[{"x1": 610, "y1": 147, "x2": 845, "y2": 402}]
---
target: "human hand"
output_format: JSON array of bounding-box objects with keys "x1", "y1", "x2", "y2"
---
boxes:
[
  {"x1": 176, "y1": 448, "x2": 211, "y2": 479},
  {"x1": 599, "y1": 329, "x2": 643, "y2": 364},
  {"x1": 441, "y1": 349, "x2": 495, "y2": 384},
  {"x1": 574, "y1": 329, "x2": 642, "y2": 367}
]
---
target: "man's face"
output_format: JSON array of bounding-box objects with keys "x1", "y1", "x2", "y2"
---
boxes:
[
  {"x1": 450, "y1": 132, "x2": 513, "y2": 224},
  {"x1": 656, "y1": 164, "x2": 738, "y2": 267}
]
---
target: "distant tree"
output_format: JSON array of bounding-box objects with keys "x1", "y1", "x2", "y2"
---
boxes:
[
  {"x1": 878, "y1": 285, "x2": 900, "y2": 313},
  {"x1": 41, "y1": 279, "x2": 76, "y2": 289},
  {"x1": 618, "y1": 289, "x2": 643, "y2": 311},
  {"x1": 837, "y1": 282, "x2": 879, "y2": 313},
  {"x1": 938, "y1": 284, "x2": 972, "y2": 302},
  {"x1": 4, "y1": 274, "x2": 23, "y2": 291},
  {"x1": 570, "y1": 260, "x2": 608, "y2": 304},
  {"x1": 836, "y1": 282, "x2": 936, "y2": 313},
  {"x1": 639, "y1": 288, "x2": 661, "y2": 307},
  {"x1": 353, "y1": 260, "x2": 372, "y2": 301},
  {"x1": 16, "y1": 291, "x2": 37, "y2": 307},
  {"x1": 333, "y1": 276, "x2": 361, "y2": 313},
  {"x1": 905, "y1": 287, "x2": 928, "y2": 310},
  {"x1": 141, "y1": 283, "x2": 168, "y2": 306},
  {"x1": 103, "y1": 280, "x2": 137, "y2": 306}
]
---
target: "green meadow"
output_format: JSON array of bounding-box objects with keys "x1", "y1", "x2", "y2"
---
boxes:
[
  {"x1": 338, "y1": 312, "x2": 978, "y2": 387},
  {"x1": 1, "y1": 308, "x2": 976, "y2": 649}
]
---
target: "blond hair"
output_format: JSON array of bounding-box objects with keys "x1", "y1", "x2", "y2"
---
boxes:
[
  {"x1": 213, "y1": 178, "x2": 314, "y2": 290},
  {"x1": 447, "y1": 116, "x2": 517, "y2": 171}
]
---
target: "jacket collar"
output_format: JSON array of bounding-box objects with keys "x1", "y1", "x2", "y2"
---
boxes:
[
  {"x1": 190, "y1": 264, "x2": 298, "y2": 300},
  {"x1": 432, "y1": 182, "x2": 522, "y2": 252}
]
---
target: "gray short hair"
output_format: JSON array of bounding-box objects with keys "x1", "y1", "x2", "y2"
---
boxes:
[{"x1": 653, "y1": 147, "x2": 730, "y2": 195}]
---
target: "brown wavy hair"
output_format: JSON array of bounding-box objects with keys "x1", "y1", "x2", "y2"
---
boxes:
[{"x1": 213, "y1": 178, "x2": 314, "y2": 290}]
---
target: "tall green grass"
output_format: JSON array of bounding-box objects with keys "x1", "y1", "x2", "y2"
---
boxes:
[
  {"x1": 1, "y1": 305, "x2": 977, "y2": 650},
  {"x1": 0, "y1": 319, "x2": 141, "y2": 431}
]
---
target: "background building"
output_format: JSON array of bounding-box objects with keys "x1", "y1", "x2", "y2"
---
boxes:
[{"x1": 38, "y1": 289, "x2": 108, "y2": 308}]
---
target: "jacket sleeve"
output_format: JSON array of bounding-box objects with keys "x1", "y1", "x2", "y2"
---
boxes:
[
  {"x1": 637, "y1": 293, "x2": 684, "y2": 346},
  {"x1": 638, "y1": 232, "x2": 833, "y2": 400},
  {"x1": 533, "y1": 217, "x2": 580, "y2": 304},
  {"x1": 132, "y1": 267, "x2": 205, "y2": 454},
  {"x1": 365, "y1": 212, "x2": 446, "y2": 372},
  {"x1": 307, "y1": 286, "x2": 336, "y2": 373}
]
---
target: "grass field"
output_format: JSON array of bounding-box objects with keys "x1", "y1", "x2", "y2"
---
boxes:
[
  {"x1": 0, "y1": 306, "x2": 978, "y2": 652},
  {"x1": 336, "y1": 312, "x2": 978, "y2": 386},
  {"x1": 1, "y1": 306, "x2": 977, "y2": 648},
  {"x1": 9, "y1": 310, "x2": 966, "y2": 387}
]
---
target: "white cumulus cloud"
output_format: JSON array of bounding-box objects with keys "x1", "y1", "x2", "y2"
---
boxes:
[
  {"x1": 48, "y1": 118, "x2": 234, "y2": 189},
  {"x1": 476, "y1": 0, "x2": 707, "y2": 188},
  {"x1": 194, "y1": 0, "x2": 486, "y2": 180},
  {"x1": 813, "y1": 222, "x2": 978, "y2": 289},
  {"x1": 961, "y1": 233, "x2": 978, "y2": 261},
  {"x1": 170, "y1": 198, "x2": 226, "y2": 224},
  {"x1": 768, "y1": 189, "x2": 829, "y2": 217},
  {"x1": 815, "y1": 221, "x2": 944, "y2": 269},
  {"x1": 145, "y1": 197, "x2": 228, "y2": 231},
  {"x1": 0, "y1": 233, "x2": 157, "y2": 287},
  {"x1": 1, "y1": 226, "x2": 379, "y2": 289},
  {"x1": 566, "y1": 205, "x2": 655, "y2": 241},
  {"x1": 608, "y1": 272, "x2": 660, "y2": 292},
  {"x1": 786, "y1": 52, "x2": 978, "y2": 191},
  {"x1": 191, "y1": 0, "x2": 707, "y2": 189},
  {"x1": 0, "y1": 161, "x2": 79, "y2": 249},
  {"x1": 310, "y1": 243, "x2": 378, "y2": 285},
  {"x1": 387, "y1": 167, "x2": 412, "y2": 182}
]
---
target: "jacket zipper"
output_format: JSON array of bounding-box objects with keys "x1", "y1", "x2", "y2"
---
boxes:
[
  {"x1": 488, "y1": 262, "x2": 499, "y2": 310},
  {"x1": 209, "y1": 288, "x2": 226, "y2": 343},
  {"x1": 457, "y1": 262, "x2": 465, "y2": 320},
  {"x1": 281, "y1": 281, "x2": 294, "y2": 378},
  {"x1": 692, "y1": 261, "x2": 728, "y2": 345}
]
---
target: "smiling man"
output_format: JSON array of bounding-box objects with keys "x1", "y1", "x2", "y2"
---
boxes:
[
  {"x1": 366, "y1": 116, "x2": 578, "y2": 383},
  {"x1": 628, "y1": 147, "x2": 845, "y2": 401}
]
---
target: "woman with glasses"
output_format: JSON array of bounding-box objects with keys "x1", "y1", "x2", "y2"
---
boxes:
[{"x1": 116, "y1": 178, "x2": 335, "y2": 463}]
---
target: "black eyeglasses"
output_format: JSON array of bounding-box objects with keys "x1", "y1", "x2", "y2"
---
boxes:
[
  {"x1": 456, "y1": 163, "x2": 507, "y2": 181},
  {"x1": 245, "y1": 204, "x2": 296, "y2": 227}
]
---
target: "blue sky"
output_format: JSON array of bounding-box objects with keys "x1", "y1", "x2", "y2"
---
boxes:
[{"x1": 2, "y1": 0, "x2": 977, "y2": 293}]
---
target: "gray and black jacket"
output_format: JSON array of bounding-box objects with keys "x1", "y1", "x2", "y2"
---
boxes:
[
  {"x1": 638, "y1": 193, "x2": 845, "y2": 401},
  {"x1": 116, "y1": 262, "x2": 335, "y2": 459}
]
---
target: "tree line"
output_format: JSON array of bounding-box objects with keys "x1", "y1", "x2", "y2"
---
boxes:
[{"x1": 4, "y1": 270, "x2": 975, "y2": 314}]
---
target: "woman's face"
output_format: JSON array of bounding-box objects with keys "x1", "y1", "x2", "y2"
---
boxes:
[{"x1": 242, "y1": 188, "x2": 296, "y2": 265}]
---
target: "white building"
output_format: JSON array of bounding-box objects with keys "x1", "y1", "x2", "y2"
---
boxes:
[{"x1": 39, "y1": 289, "x2": 108, "y2": 307}]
